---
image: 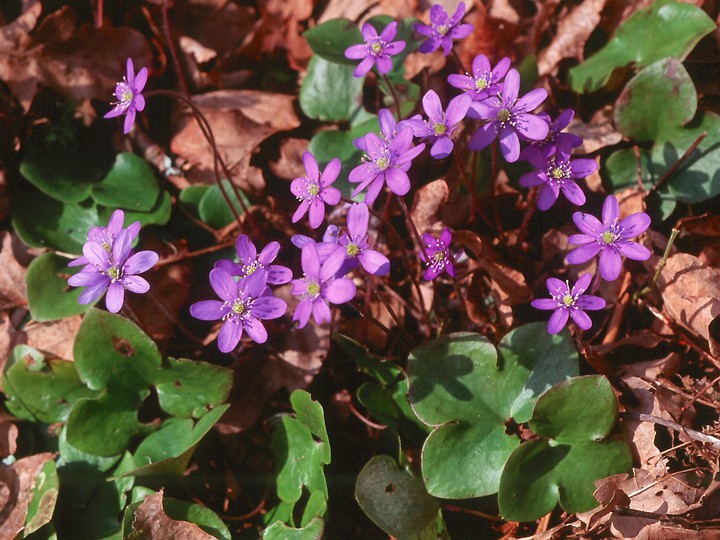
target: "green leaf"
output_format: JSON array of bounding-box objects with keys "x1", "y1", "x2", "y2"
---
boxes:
[
  {"x1": 498, "y1": 376, "x2": 632, "y2": 521},
  {"x1": 91, "y1": 153, "x2": 160, "y2": 211},
  {"x1": 303, "y1": 18, "x2": 362, "y2": 65},
  {"x1": 408, "y1": 326, "x2": 579, "y2": 499},
  {"x1": 569, "y1": 0, "x2": 715, "y2": 93},
  {"x1": 153, "y1": 358, "x2": 232, "y2": 418},
  {"x1": 65, "y1": 390, "x2": 148, "y2": 456},
  {"x1": 271, "y1": 391, "x2": 330, "y2": 525},
  {"x1": 197, "y1": 179, "x2": 250, "y2": 228},
  {"x1": 614, "y1": 58, "x2": 697, "y2": 141},
  {"x1": 355, "y1": 455, "x2": 439, "y2": 539},
  {"x1": 12, "y1": 187, "x2": 101, "y2": 255},
  {"x1": 26, "y1": 253, "x2": 95, "y2": 322},
  {"x1": 3, "y1": 348, "x2": 97, "y2": 424},
  {"x1": 116, "y1": 405, "x2": 229, "y2": 478},
  {"x1": 25, "y1": 459, "x2": 59, "y2": 535},
  {"x1": 178, "y1": 186, "x2": 210, "y2": 216},
  {"x1": 58, "y1": 425, "x2": 122, "y2": 473},
  {"x1": 262, "y1": 517, "x2": 324, "y2": 540},
  {"x1": 97, "y1": 190, "x2": 172, "y2": 229},
  {"x1": 20, "y1": 128, "x2": 98, "y2": 203},
  {"x1": 300, "y1": 56, "x2": 365, "y2": 122},
  {"x1": 73, "y1": 309, "x2": 162, "y2": 392}
]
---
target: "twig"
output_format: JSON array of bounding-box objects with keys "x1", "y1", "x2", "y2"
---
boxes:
[
  {"x1": 648, "y1": 132, "x2": 707, "y2": 195},
  {"x1": 634, "y1": 228, "x2": 679, "y2": 300},
  {"x1": 622, "y1": 412, "x2": 720, "y2": 449}
]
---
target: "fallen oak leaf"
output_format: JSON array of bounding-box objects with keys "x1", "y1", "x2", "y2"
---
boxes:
[{"x1": 130, "y1": 489, "x2": 215, "y2": 540}]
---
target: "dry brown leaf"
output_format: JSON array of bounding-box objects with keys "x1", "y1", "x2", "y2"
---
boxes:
[
  {"x1": 681, "y1": 214, "x2": 720, "y2": 238},
  {"x1": 0, "y1": 311, "x2": 24, "y2": 391},
  {"x1": 478, "y1": 259, "x2": 532, "y2": 306},
  {"x1": 657, "y1": 253, "x2": 720, "y2": 357},
  {"x1": 269, "y1": 137, "x2": 310, "y2": 180},
  {"x1": 318, "y1": 0, "x2": 376, "y2": 23},
  {"x1": 410, "y1": 179, "x2": 449, "y2": 235},
  {"x1": 0, "y1": 232, "x2": 27, "y2": 309},
  {"x1": 0, "y1": 452, "x2": 54, "y2": 539},
  {"x1": 572, "y1": 105, "x2": 624, "y2": 155},
  {"x1": 538, "y1": 0, "x2": 608, "y2": 76},
  {"x1": 22, "y1": 316, "x2": 82, "y2": 362},
  {"x1": 0, "y1": 5, "x2": 152, "y2": 112},
  {"x1": 130, "y1": 489, "x2": 214, "y2": 540},
  {"x1": 0, "y1": 422, "x2": 18, "y2": 458},
  {"x1": 170, "y1": 90, "x2": 300, "y2": 190}
]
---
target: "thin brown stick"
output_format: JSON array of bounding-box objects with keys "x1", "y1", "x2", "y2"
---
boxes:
[
  {"x1": 648, "y1": 131, "x2": 707, "y2": 195},
  {"x1": 622, "y1": 412, "x2": 720, "y2": 449}
]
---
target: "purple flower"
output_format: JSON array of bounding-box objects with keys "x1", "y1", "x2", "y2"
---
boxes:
[
  {"x1": 291, "y1": 151, "x2": 342, "y2": 229},
  {"x1": 447, "y1": 55, "x2": 511, "y2": 101},
  {"x1": 519, "y1": 109, "x2": 583, "y2": 162},
  {"x1": 419, "y1": 228, "x2": 455, "y2": 280},
  {"x1": 69, "y1": 209, "x2": 141, "y2": 268},
  {"x1": 414, "y1": 2, "x2": 473, "y2": 56},
  {"x1": 291, "y1": 243, "x2": 356, "y2": 328},
  {"x1": 345, "y1": 22, "x2": 406, "y2": 77},
  {"x1": 399, "y1": 90, "x2": 471, "y2": 159},
  {"x1": 67, "y1": 228, "x2": 158, "y2": 313},
  {"x1": 566, "y1": 195, "x2": 652, "y2": 281},
  {"x1": 104, "y1": 58, "x2": 148, "y2": 134},
  {"x1": 350, "y1": 110, "x2": 425, "y2": 204},
  {"x1": 190, "y1": 268, "x2": 287, "y2": 351},
  {"x1": 518, "y1": 140, "x2": 597, "y2": 210},
  {"x1": 531, "y1": 274, "x2": 606, "y2": 334},
  {"x1": 337, "y1": 203, "x2": 390, "y2": 276},
  {"x1": 214, "y1": 235, "x2": 291, "y2": 285},
  {"x1": 467, "y1": 69, "x2": 548, "y2": 162}
]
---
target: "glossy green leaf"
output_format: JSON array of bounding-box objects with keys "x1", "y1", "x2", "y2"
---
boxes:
[
  {"x1": 12, "y1": 187, "x2": 101, "y2": 255},
  {"x1": 614, "y1": 58, "x2": 696, "y2": 141},
  {"x1": 58, "y1": 426, "x2": 121, "y2": 473},
  {"x1": 25, "y1": 459, "x2": 59, "y2": 535},
  {"x1": 178, "y1": 185, "x2": 210, "y2": 216},
  {"x1": 498, "y1": 376, "x2": 632, "y2": 521},
  {"x1": 153, "y1": 357, "x2": 232, "y2": 418},
  {"x1": 271, "y1": 390, "x2": 330, "y2": 526},
  {"x1": 408, "y1": 325, "x2": 578, "y2": 499},
  {"x1": 197, "y1": 179, "x2": 250, "y2": 228},
  {"x1": 26, "y1": 253, "x2": 95, "y2": 322},
  {"x1": 335, "y1": 333, "x2": 403, "y2": 385},
  {"x1": 303, "y1": 18, "x2": 362, "y2": 65},
  {"x1": 19, "y1": 128, "x2": 97, "y2": 204},
  {"x1": 91, "y1": 153, "x2": 159, "y2": 211},
  {"x1": 117, "y1": 405, "x2": 228, "y2": 478},
  {"x1": 300, "y1": 56, "x2": 365, "y2": 122},
  {"x1": 355, "y1": 455, "x2": 439, "y2": 539},
  {"x1": 73, "y1": 309, "x2": 162, "y2": 392},
  {"x1": 3, "y1": 348, "x2": 97, "y2": 423},
  {"x1": 65, "y1": 390, "x2": 148, "y2": 456},
  {"x1": 97, "y1": 189, "x2": 172, "y2": 229},
  {"x1": 569, "y1": 0, "x2": 715, "y2": 93},
  {"x1": 262, "y1": 517, "x2": 324, "y2": 540}
]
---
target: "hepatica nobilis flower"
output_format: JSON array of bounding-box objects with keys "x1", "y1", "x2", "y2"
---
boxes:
[
  {"x1": 337, "y1": 203, "x2": 390, "y2": 276},
  {"x1": 518, "y1": 140, "x2": 597, "y2": 210},
  {"x1": 419, "y1": 228, "x2": 455, "y2": 280},
  {"x1": 215, "y1": 235, "x2": 291, "y2": 285},
  {"x1": 68, "y1": 228, "x2": 158, "y2": 313},
  {"x1": 190, "y1": 268, "x2": 287, "y2": 351},
  {"x1": 399, "y1": 90, "x2": 471, "y2": 159},
  {"x1": 468, "y1": 69, "x2": 548, "y2": 162},
  {"x1": 344, "y1": 21, "x2": 406, "y2": 77},
  {"x1": 104, "y1": 58, "x2": 148, "y2": 134},
  {"x1": 69, "y1": 209, "x2": 140, "y2": 269},
  {"x1": 566, "y1": 195, "x2": 652, "y2": 281},
  {"x1": 518, "y1": 109, "x2": 583, "y2": 163},
  {"x1": 532, "y1": 274, "x2": 606, "y2": 334},
  {"x1": 414, "y1": 2, "x2": 473, "y2": 56},
  {"x1": 350, "y1": 110, "x2": 425, "y2": 204},
  {"x1": 291, "y1": 243, "x2": 356, "y2": 329},
  {"x1": 447, "y1": 55, "x2": 511, "y2": 101},
  {"x1": 291, "y1": 151, "x2": 342, "y2": 229}
]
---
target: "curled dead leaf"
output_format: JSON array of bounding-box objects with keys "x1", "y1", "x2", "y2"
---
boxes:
[
  {"x1": 0, "y1": 453, "x2": 55, "y2": 539},
  {"x1": 130, "y1": 489, "x2": 215, "y2": 540},
  {"x1": 410, "y1": 179, "x2": 449, "y2": 235}
]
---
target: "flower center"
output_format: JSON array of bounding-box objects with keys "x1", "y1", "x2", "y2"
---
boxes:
[
  {"x1": 437, "y1": 24, "x2": 449, "y2": 35},
  {"x1": 115, "y1": 82, "x2": 134, "y2": 106},
  {"x1": 562, "y1": 293, "x2": 575, "y2": 307},
  {"x1": 475, "y1": 77, "x2": 489, "y2": 90},
  {"x1": 433, "y1": 123, "x2": 447, "y2": 135},
  {"x1": 432, "y1": 251, "x2": 446, "y2": 264},
  {"x1": 307, "y1": 182, "x2": 320, "y2": 197},
  {"x1": 107, "y1": 265, "x2": 122, "y2": 282},
  {"x1": 306, "y1": 281, "x2": 321, "y2": 298},
  {"x1": 497, "y1": 108, "x2": 511, "y2": 123},
  {"x1": 346, "y1": 243, "x2": 360, "y2": 256},
  {"x1": 375, "y1": 157, "x2": 389, "y2": 170},
  {"x1": 551, "y1": 167, "x2": 565, "y2": 179},
  {"x1": 371, "y1": 41, "x2": 384, "y2": 55},
  {"x1": 243, "y1": 260, "x2": 260, "y2": 276},
  {"x1": 601, "y1": 230, "x2": 618, "y2": 244},
  {"x1": 546, "y1": 159, "x2": 571, "y2": 183},
  {"x1": 101, "y1": 241, "x2": 111, "y2": 252},
  {"x1": 232, "y1": 299, "x2": 246, "y2": 315}
]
